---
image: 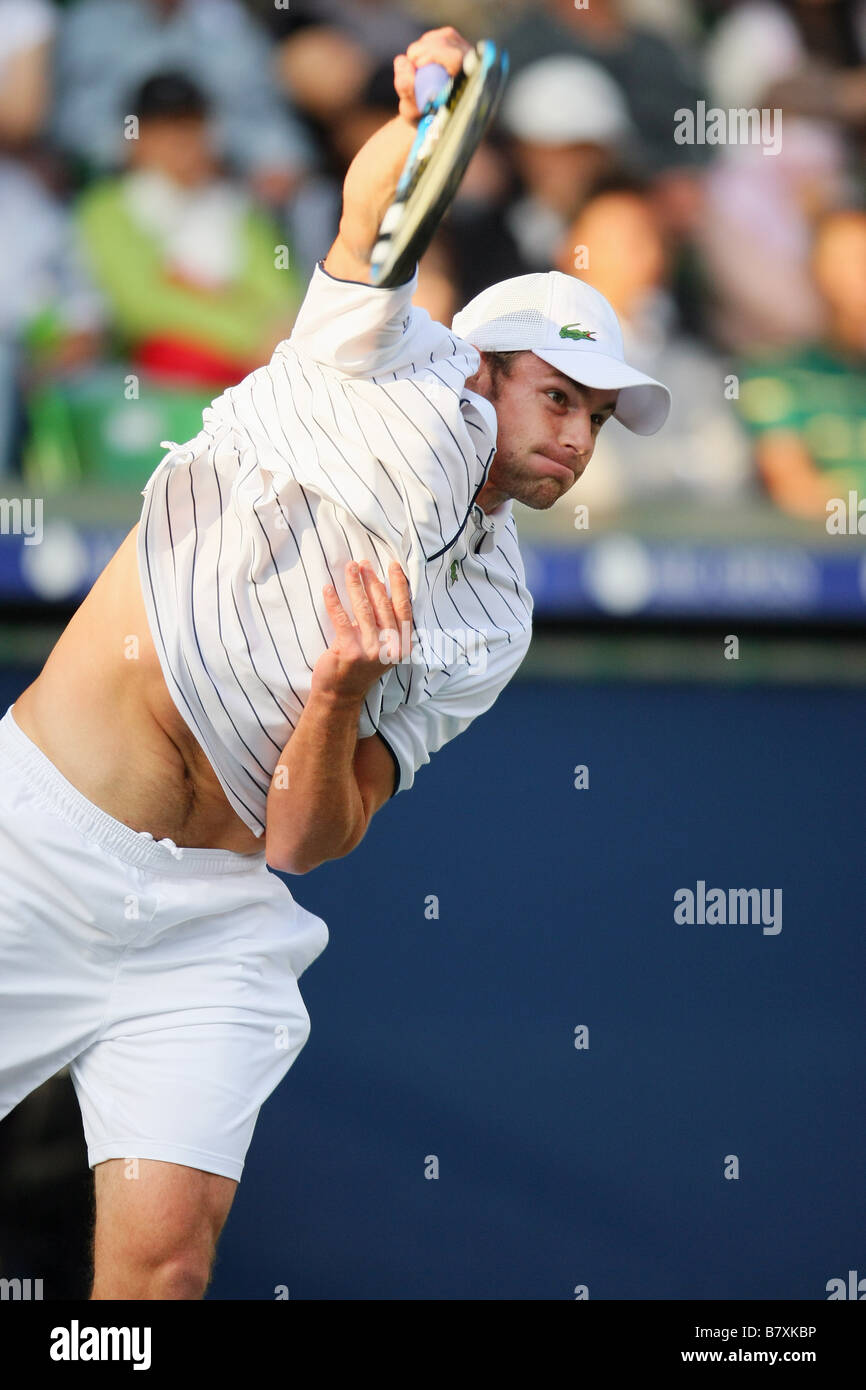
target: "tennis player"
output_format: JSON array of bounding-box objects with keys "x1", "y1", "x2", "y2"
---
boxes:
[{"x1": 0, "y1": 26, "x2": 669, "y2": 1299}]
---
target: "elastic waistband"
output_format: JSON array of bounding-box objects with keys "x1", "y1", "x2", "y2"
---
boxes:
[{"x1": 1, "y1": 706, "x2": 268, "y2": 878}]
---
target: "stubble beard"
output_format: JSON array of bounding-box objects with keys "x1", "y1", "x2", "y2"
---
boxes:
[{"x1": 500, "y1": 449, "x2": 571, "y2": 511}]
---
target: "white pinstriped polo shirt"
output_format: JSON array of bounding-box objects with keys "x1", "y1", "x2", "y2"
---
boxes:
[{"x1": 137, "y1": 262, "x2": 533, "y2": 837}]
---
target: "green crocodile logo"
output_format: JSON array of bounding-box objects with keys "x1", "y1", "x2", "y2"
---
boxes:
[
  {"x1": 449, "y1": 559, "x2": 459, "y2": 586},
  {"x1": 559, "y1": 323, "x2": 597, "y2": 341}
]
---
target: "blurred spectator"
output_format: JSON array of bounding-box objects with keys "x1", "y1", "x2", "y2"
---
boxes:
[
  {"x1": 0, "y1": 0, "x2": 54, "y2": 147},
  {"x1": 737, "y1": 207, "x2": 866, "y2": 519},
  {"x1": 51, "y1": 0, "x2": 313, "y2": 203},
  {"x1": 446, "y1": 132, "x2": 528, "y2": 302},
  {"x1": 706, "y1": 0, "x2": 866, "y2": 126},
  {"x1": 74, "y1": 72, "x2": 303, "y2": 389},
  {"x1": 371, "y1": 0, "x2": 527, "y2": 38},
  {"x1": 262, "y1": 3, "x2": 429, "y2": 268},
  {"x1": 497, "y1": 0, "x2": 709, "y2": 177},
  {"x1": 284, "y1": 57, "x2": 398, "y2": 281},
  {"x1": 273, "y1": 25, "x2": 374, "y2": 130},
  {"x1": 551, "y1": 177, "x2": 753, "y2": 511},
  {"x1": 499, "y1": 56, "x2": 633, "y2": 270},
  {"x1": 0, "y1": 158, "x2": 104, "y2": 473},
  {"x1": 619, "y1": 0, "x2": 702, "y2": 43},
  {"x1": 283, "y1": 51, "x2": 525, "y2": 299},
  {"x1": 260, "y1": 0, "x2": 425, "y2": 66},
  {"x1": 699, "y1": 0, "x2": 862, "y2": 352},
  {"x1": 414, "y1": 229, "x2": 461, "y2": 324},
  {"x1": 698, "y1": 122, "x2": 848, "y2": 351}
]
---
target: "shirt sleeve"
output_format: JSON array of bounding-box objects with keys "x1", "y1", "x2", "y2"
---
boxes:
[
  {"x1": 369, "y1": 627, "x2": 532, "y2": 795},
  {"x1": 289, "y1": 259, "x2": 456, "y2": 378}
]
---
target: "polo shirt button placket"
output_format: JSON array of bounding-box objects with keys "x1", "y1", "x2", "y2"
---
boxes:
[{"x1": 471, "y1": 505, "x2": 495, "y2": 554}]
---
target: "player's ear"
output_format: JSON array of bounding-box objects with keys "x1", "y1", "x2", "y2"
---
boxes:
[{"x1": 464, "y1": 349, "x2": 494, "y2": 398}]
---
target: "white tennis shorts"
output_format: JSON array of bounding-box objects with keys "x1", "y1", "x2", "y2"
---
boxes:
[{"x1": 0, "y1": 705, "x2": 329, "y2": 1182}]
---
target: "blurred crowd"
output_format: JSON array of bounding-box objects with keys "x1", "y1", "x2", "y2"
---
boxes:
[{"x1": 1, "y1": 0, "x2": 865, "y2": 521}]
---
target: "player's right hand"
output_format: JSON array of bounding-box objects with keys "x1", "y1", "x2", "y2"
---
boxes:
[
  {"x1": 326, "y1": 25, "x2": 472, "y2": 277},
  {"x1": 314, "y1": 559, "x2": 414, "y2": 702},
  {"x1": 393, "y1": 26, "x2": 472, "y2": 122}
]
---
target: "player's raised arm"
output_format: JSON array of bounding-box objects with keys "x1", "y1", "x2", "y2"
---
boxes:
[{"x1": 323, "y1": 27, "x2": 472, "y2": 285}]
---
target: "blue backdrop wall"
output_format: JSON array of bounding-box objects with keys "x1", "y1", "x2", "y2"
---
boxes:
[
  {"x1": 1, "y1": 669, "x2": 863, "y2": 1300},
  {"x1": 211, "y1": 676, "x2": 865, "y2": 1300}
]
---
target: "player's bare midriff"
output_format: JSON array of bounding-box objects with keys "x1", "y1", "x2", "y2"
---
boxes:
[{"x1": 13, "y1": 525, "x2": 263, "y2": 855}]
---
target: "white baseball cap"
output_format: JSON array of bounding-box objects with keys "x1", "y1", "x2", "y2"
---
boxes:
[
  {"x1": 500, "y1": 56, "x2": 632, "y2": 147},
  {"x1": 452, "y1": 271, "x2": 671, "y2": 435}
]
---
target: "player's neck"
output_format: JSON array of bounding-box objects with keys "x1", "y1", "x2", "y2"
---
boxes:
[{"x1": 474, "y1": 480, "x2": 509, "y2": 514}]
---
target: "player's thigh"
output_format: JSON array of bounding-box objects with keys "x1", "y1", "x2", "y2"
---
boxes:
[{"x1": 92, "y1": 1157, "x2": 237, "y2": 1268}]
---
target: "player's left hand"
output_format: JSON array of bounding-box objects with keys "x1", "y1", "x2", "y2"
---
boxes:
[
  {"x1": 314, "y1": 559, "x2": 414, "y2": 703},
  {"x1": 393, "y1": 26, "x2": 472, "y2": 122}
]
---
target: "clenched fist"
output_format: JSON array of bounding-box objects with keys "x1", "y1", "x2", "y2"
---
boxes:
[{"x1": 393, "y1": 26, "x2": 473, "y2": 122}]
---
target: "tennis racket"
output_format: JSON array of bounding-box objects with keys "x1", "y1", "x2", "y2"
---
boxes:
[{"x1": 370, "y1": 39, "x2": 509, "y2": 288}]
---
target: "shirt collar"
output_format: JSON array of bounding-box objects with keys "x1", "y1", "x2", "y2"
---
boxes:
[{"x1": 471, "y1": 496, "x2": 513, "y2": 541}]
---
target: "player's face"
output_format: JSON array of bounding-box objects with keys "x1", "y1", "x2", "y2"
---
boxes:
[{"x1": 477, "y1": 353, "x2": 618, "y2": 510}]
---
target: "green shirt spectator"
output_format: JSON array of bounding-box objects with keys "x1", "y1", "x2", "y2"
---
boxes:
[
  {"x1": 77, "y1": 174, "x2": 302, "y2": 373},
  {"x1": 738, "y1": 345, "x2": 866, "y2": 488},
  {"x1": 735, "y1": 209, "x2": 866, "y2": 520},
  {"x1": 74, "y1": 71, "x2": 304, "y2": 386}
]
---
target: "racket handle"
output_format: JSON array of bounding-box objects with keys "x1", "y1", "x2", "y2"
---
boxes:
[{"x1": 414, "y1": 62, "x2": 451, "y2": 111}]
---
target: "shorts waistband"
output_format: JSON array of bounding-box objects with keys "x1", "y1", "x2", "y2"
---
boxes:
[{"x1": 1, "y1": 705, "x2": 268, "y2": 878}]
